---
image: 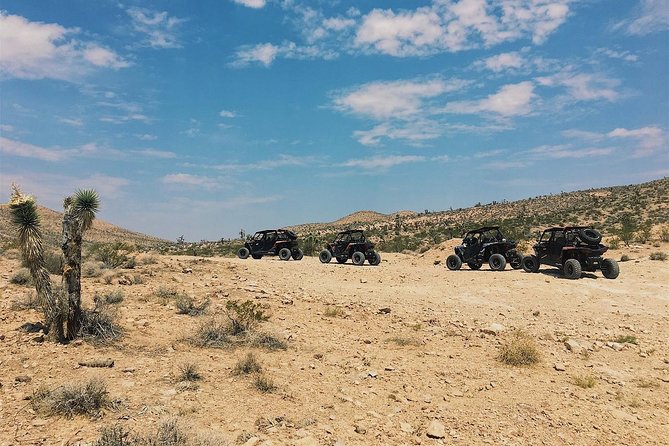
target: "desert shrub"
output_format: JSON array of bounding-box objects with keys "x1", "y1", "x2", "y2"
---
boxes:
[
  {"x1": 97, "y1": 289, "x2": 124, "y2": 305},
  {"x1": 620, "y1": 254, "x2": 631, "y2": 262},
  {"x1": 156, "y1": 286, "x2": 180, "y2": 299},
  {"x1": 43, "y1": 250, "x2": 63, "y2": 274},
  {"x1": 233, "y1": 353, "x2": 262, "y2": 375},
  {"x1": 95, "y1": 420, "x2": 226, "y2": 446},
  {"x1": 144, "y1": 419, "x2": 188, "y2": 446},
  {"x1": 254, "y1": 374, "x2": 276, "y2": 393},
  {"x1": 613, "y1": 335, "x2": 638, "y2": 345},
  {"x1": 572, "y1": 375, "x2": 597, "y2": 388},
  {"x1": 78, "y1": 301, "x2": 123, "y2": 343},
  {"x1": 191, "y1": 319, "x2": 232, "y2": 348},
  {"x1": 178, "y1": 363, "x2": 202, "y2": 382},
  {"x1": 176, "y1": 295, "x2": 210, "y2": 316},
  {"x1": 83, "y1": 261, "x2": 104, "y2": 278},
  {"x1": 497, "y1": 331, "x2": 541, "y2": 366},
  {"x1": 323, "y1": 306, "x2": 345, "y2": 318},
  {"x1": 608, "y1": 237, "x2": 621, "y2": 250},
  {"x1": 11, "y1": 291, "x2": 40, "y2": 310},
  {"x1": 31, "y1": 379, "x2": 109, "y2": 418},
  {"x1": 92, "y1": 243, "x2": 131, "y2": 269},
  {"x1": 251, "y1": 332, "x2": 288, "y2": 350},
  {"x1": 10, "y1": 268, "x2": 32, "y2": 285},
  {"x1": 649, "y1": 252, "x2": 667, "y2": 261},
  {"x1": 225, "y1": 300, "x2": 269, "y2": 335},
  {"x1": 94, "y1": 425, "x2": 134, "y2": 446},
  {"x1": 138, "y1": 254, "x2": 159, "y2": 265},
  {"x1": 659, "y1": 227, "x2": 669, "y2": 242},
  {"x1": 123, "y1": 258, "x2": 136, "y2": 269}
]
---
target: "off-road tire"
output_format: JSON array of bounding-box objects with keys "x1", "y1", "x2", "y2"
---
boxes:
[
  {"x1": 251, "y1": 253, "x2": 262, "y2": 260},
  {"x1": 352, "y1": 251, "x2": 366, "y2": 266},
  {"x1": 237, "y1": 247, "x2": 250, "y2": 259},
  {"x1": 467, "y1": 261, "x2": 482, "y2": 270},
  {"x1": 601, "y1": 258, "x2": 620, "y2": 279},
  {"x1": 279, "y1": 248, "x2": 292, "y2": 261},
  {"x1": 509, "y1": 252, "x2": 524, "y2": 269},
  {"x1": 292, "y1": 248, "x2": 304, "y2": 261},
  {"x1": 336, "y1": 255, "x2": 347, "y2": 264},
  {"x1": 446, "y1": 254, "x2": 462, "y2": 271},
  {"x1": 522, "y1": 255, "x2": 540, "y2": 273},
  {"x1": 489, "y1": 253, "x2": 507, "y2": 271},
  {"x1": 563, "y1": 258, "x2": 582, "y2": 279},
  {"x1": 369, "y1": 251, "x2": 381, "y2": 266},
  {"x1": 578, "y1": 228, "x2": 602, "y2": 245},
  {"x1": 319, "y1": 250, "x2": 332, "y2": 263}
]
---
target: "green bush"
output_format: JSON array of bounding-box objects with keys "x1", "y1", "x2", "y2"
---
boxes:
[
  {"x1": 649, "y1": 252, "x2": 667, "y2": 261},
  {"x1": 10, "y1": 268, "x2": 32, "y2": 285}
]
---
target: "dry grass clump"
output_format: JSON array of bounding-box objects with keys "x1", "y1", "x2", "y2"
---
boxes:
[
  {"x1": 176, "y1": 295, "x2": 210, "y2": 316},
  {"x1": 497, "y1": 330, "x2": 541, "y2": 366},
  {"x1": 254, "y1": 374, "x2": 276, "y2": 393},
  {"x1": 78, "y1": 301, "x2": 123, "y2": 344},
  {"x1": 10, "y1": 268, "x2": 32, "y2": 285},
  {"x1": 572, "y1": 374, "x2": 597, "y2": 388},
  {"x1": 636, "y1": 378, "x2": 660, "y2": 389},
  {"x1": 32, "y1": 379, "x2": 109, "y2": 418},
  {"x1": 613, "y1": 334, "x2": 638, "y2": 345},
  {"x1": 155, "y1": 285, "x2": 181, "y2": 301},
  {"x1": 251, "y1": 332, "x2": 287, "y2": 350},
  {"x1": 190, "y1": 318, "x2": 233, "y2": 348},
  {"x1": 323, "y1": 306, "x2": 345, "y2": 318},
  {"x1": 619, "y1": 254, "x2": 631, "y2": 262},
  {"x1": 11, "y1": 291, "x2": 41, "y2": 310},
  {"x1": 649, "y1": 251, "x2": 667, "y2": 261},
  {"x1": 178, "y1": 363, "x2": 202, "y2": 382},
  {"x1": 83, "y1": 261, "x2": 104, "y2": 278},
  {"x1": 233, "y1": 353, "x2": 262, "y2": 375},
  {"x1": 95, "y1": 419, "x2": 228, "y2": 446},
  {"x1": 96, "y1": 289, "x2": 124, "y2": 305},
  {"x1": 386, "y1": 336, "x2": 421, "y2": 347}
]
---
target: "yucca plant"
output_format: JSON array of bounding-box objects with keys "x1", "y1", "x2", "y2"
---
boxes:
[
  {"x1": 62, "y1": 189, "x2": 100, "y2": 339},
  {"x1": 8, "y1": 184, "x2": 64, "y2": 341}
]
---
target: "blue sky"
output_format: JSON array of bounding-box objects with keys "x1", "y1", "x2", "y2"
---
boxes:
[{"x1": 1, "y1": 0, "x2": 668, "y2": 240}]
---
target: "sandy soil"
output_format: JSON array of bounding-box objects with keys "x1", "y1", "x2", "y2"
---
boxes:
[{"x1": 1, "y1": 241, "x2": 668, "y2": 446}]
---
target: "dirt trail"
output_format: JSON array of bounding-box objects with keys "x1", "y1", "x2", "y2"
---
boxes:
[{"x1": 1, "y1": 242, "x2": 668, "y2": 445}]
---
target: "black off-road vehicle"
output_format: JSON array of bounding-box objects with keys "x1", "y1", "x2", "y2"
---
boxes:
[
  {"x1": 446, "y1": 226, "x2": 523, "y2": 271},
  {"x1": 522, "y1": 226, "x2": 619, "y2": 279},
  {"x1": 237, "y1": 229, "x2": 303, "y2": 261},
  {"x1": 319, "y1": 230, "x2": 381, "y2": 266}
]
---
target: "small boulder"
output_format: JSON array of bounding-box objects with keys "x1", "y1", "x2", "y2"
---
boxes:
[
  {"x1": 426, "y1": 420, "x2": 446, "y2": 439},
  {"x1": 481, "y1": 323, "x2": 505, "y2": 336}
]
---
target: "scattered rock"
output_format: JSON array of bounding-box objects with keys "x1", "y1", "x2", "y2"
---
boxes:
[
  {"x1": 426, "y1": 420, "x2": 446, "y2": 439},
  {"x1": 400, "y1": 422, "x2": 414, "y2": 433},
  {"x1": 182, "y1": 268, "x2": 193, "y2": 274},
  {"x1": 367, "y1": 371, "x2": 377, "y2": 378},
  {"x1": 378, "y1": 308, "x2": 391, "y2": 314},
  {"x1": 354, "y1": 423, "x2": 367, "y2": 434},
  {"x1": 481, "y1": 323, "x2": 505, "y2": 336},
  {"x1": 433, "y1": 259, "x2": 441, "y2": 265},
  {"x1": 15, "y1": 375, "x2": 31, "y2": 383},
  {"x1": 606, "y1": 342, "x2": 624, "y2": 351},
  {"x1": 554, "y1": 362, "x2": 566, "y2": 372},
  {"x1": 293, "y1": 437, "x2": 319, "y2": 446},
  {"x1": 359, "y1": 279, "x2": 367, "y2": 284},
  {"x1": 242, "y1": 437, "x2": 260, "y2": 446},
  {"x1": 564, "y1": 339, "x2": 582, "y2": 352},
  {"x1": 78, "y1": 358, "x2": 114, "y2": 368}
]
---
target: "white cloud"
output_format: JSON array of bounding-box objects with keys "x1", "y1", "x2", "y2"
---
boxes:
[
  {"x1": 162, "y1": 173, "x2": 220, "y2": 189},
  {"x1": 526, "y1": 144, "x2": 614, "y2": 159},
  {"x1": 607, "y1": 126, "x2": 666, "y2": 157},
  {"x1": 136, "y1": 134, "x2": 158, "y2": 141},
  {"x1": 536, "y1": 70, "x2": 620, "y2": 102},
  {"x1": 134, "y1": 149, "x2": 177, "y2": 159},
  {"x1": 126, "y1": 7, "x2": 185, "y2": 49},
  {"x1": 0, "y1": 12, "x2": 129, "y2": 81},
  {"x1": 231, "y1": 41, "x2": 337, "y2": 67},
  {"x1": 232, "y1": 43, "x2": 279, "y2": 67},
  {"x1": 614, "y1": 0, "x2": 669, "y2": 36},
  {"x1": 0, "y1": 136, "x2": 70, "y2": 161},
  {"x1": 58, "y1": 117, "x2": 84, "y2": 127},
  {"x1": 444, "y1": 81, "x2": 536, "y2": 116},
  {"x1": 482, "y1": 160, "x2": 531, "y2": 170},
  {"x1": 340, "y1": 155, "x2": 426, "y2": 170},
  {"x1": 233, "y1": 0, "x2": 266, "y2": 8},
  {"x1": 219, "y1": 110, "x2": 237, "y2": 118},
  {"x1": 481, "y1": 51, "x2": 525, "y2": 72},
  {"x1": 212, "y1": 154, "x2": 317, "y2": 171},
  {"x1": 595, "y1": 48, "x2": 638, "y2": 63},
  {"x1": 353, "y1": 121, "x2": 442, "y2": 146},
  {"x1": 333, "y1": 78, "x2": 462, "y2": 120},
  {"x1": 0, "y1": 124, "x2": 14, "y2": 132}
]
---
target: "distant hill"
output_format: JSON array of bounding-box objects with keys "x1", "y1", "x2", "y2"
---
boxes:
[
  {"x1": 288, "y1": 177, "x2": 669, "y2": 253},
  {"x1": 0, "y1": 204, "x2": 167, "y2": 250}
]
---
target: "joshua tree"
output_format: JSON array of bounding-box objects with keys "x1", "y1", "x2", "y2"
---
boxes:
[
  {"x1": 62, "y1": 189, "x2": 99, "y2": 339},
  {"x1": 8, "y1": 185, "x2": 65, "y2": 341}
]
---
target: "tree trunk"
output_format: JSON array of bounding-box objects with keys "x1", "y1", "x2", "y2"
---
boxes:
[
  {"x1": 30, "y1": 262, "x2": 65, "y2": 342},
  {"x1": 62, "y1": 199, "x2": 83, "y2": 340}
]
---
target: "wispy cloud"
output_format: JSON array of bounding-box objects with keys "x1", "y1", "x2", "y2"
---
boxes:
[
  {"x1": 58, "y1": 117, "x2": 84, "y2": 127},
  {"x1": 232, "y1": 0, "x2": 266, "y2": 9},
  {"x1": 126, "y1": 7, "x2": 186, "y2": 49},
  {"x1": 134, "y1": 149, "x2": 177, "y2": 159},
  {"x1": 230, "y1": 41, "x2": 337, "y2": 67},
  {"x1": 536, "y1": 70, "x2": 621, "y2": 102},
  {"x1": 563, "y1": 125, "x2": 667, "y2": 157},
  {"x1": 212, "y1": 154, "x2": 318, "y2": 171},
  {"x1": 613, "y1": 0, "x2": 669, "y2": 36},
  {"x1": 443, "y1": 81, "x2": 536, "y2": 117},
  {"x1": 339, "y1": 155, "x2": 425, "y2": 170},
  {"x1": 0, "y1": 12, "x2": 129, "y2": 81},
  {"x1": 161, "y1": 173, "x2": 222, "y2": 190}
]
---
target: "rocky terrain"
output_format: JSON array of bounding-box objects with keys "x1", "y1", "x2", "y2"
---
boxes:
[{"x1": 1, "y1": 238, "x2": 668, "y2": 445}]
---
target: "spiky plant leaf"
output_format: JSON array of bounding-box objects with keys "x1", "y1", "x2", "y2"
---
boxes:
[
  {"x1": 72, "y1": 189, "x2": 100, "y2": 231},
  {"x1": 8, "y1": 190, "x2": 43, "y2": 262}
]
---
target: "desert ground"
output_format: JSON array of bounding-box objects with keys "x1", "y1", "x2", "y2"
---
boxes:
[{"x1": 1, "y1": 240, "x2": 668, "y2": 446}]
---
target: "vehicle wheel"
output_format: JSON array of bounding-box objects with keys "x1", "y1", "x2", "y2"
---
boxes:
[
  {"x1": 292, "y1": 248, "x2": 304, "y2": 260},
  {"x1": 251, "y1": 254, "x2": 262, "y2": 260},
  {"x1": 509, "y1": 252, "x2": 524, "y2": 269},
  {"x1": 601, "y1": 258, "x2": 620, "y2": 279},
  {"x1": 352, "y1": 251, "x2": 365, "y2": 266},
  {"x1": 489, "y1": 253, "x2": 507, "y2": 271},
  {"x1": 279, "y1": 248, "x2": 292, "y2": 261},
  {"x1": 467, "y1": 261, "x2": 482, "y2": 270},
  {"x1": 319, "y1": 250, "x2": 332, "y2": 263},
  {"x1": 369, "y1": 251, "x2": 381, "y2": 266},
  {"x1": 563, "y1": 258, "x2": 582, "y2": 279},
  {"x1": 446, "y1": 254, "x2": 462, "y2": 271},
  {"x1": 522, "y1": 255, "x2": 540, "y2": 273},
  {"x1": 578, "y1": 228, "x2": 602, "y2": 245},
  {"x1": 237, "y1": 247, "x2": 250, "y2": 259},
  {"x1": 336, "y1": 255, "x2": 347, "y2": 264}
]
